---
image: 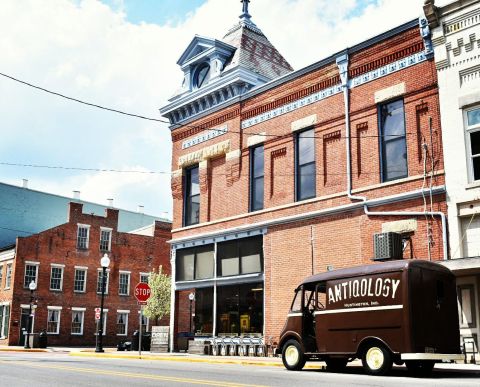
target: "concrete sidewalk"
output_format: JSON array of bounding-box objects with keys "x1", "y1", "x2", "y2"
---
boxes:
[{"x1": 1, "y1": 345, "x2": 480, "y2": 372}]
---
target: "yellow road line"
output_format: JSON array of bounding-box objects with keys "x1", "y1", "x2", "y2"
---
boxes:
[{"x1": 0, "y1": 359, "x2": 269, "y2": 387}]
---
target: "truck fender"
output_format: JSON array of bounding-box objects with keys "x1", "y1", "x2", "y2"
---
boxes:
[
  {"x1": 356, "y1": 336, "x2": 395, "y2": 358},
  {"x1": 279, "y1": 331, "x2": 304, "y2": 352}
]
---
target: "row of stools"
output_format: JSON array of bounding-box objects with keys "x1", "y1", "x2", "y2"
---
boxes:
[{"x1": 209, "y1": 336, "x2": 277, "y2": 357}]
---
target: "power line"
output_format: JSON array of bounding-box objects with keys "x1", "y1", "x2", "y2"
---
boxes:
[
  {"x1": 0, "y1": 162, "x2": 170, "y2": 175},
  {"x1": 0, "y1": 72, "x2": 167, "y2": 123},
  {"x1": 0, "y1": 160, "x2": 435, "y2": 177},
  {"x1": 1, "y1": 71, "x2": 421, "y2": 140}
]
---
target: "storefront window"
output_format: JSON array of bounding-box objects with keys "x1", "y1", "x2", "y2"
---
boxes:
[
  {"x1": 217, "y1": 236, "x2": 263, "y2": 277},
  {"x1": 176, "y1": 245, "x2": 214, "y2": 281},
  {"x1": 216, "y1": 283, "x2": 263, "y2": 335}
]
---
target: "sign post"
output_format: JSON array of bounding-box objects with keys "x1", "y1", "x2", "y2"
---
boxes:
[{"x1": 134, "y1": 283, "x2": 151, "y2": 358}]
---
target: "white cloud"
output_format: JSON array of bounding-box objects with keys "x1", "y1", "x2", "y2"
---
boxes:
[{"x1": 0, "y1": 0, "x2": 432, "y2": 216}]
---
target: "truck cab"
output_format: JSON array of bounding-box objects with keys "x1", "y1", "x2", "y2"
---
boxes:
[{"x1": 277, "y1": 260, "x2": 463, "y2": 376}]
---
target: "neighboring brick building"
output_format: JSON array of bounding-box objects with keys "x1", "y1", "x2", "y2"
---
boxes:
[
  {"x1": 424, "y1": 0, "x2": 480, "y2": 356},
  {"x1": 160, "y1": 3, "x2": 447, "y2": 350},
  {"x1": 0, "y1": 202, "x2": 171, "y2": 347}
]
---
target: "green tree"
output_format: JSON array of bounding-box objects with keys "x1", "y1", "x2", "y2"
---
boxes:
[{"x1": 143, "y1": 266, "x2": 171, "y2": 325}]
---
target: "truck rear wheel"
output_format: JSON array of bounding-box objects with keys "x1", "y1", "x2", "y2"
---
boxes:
[
  {"x1": 361, "y1": 344, "x2": 392, "y2": 376},
  {"x1": 281, "y1": 339, "x2": 306, "y2": 371},
  {"x1": 405, "y1": 360, "x2": 435, "y2": 377}
]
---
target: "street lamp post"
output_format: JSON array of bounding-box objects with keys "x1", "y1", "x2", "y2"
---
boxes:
[
  {"x1": 188, "y1": 292, "x2": 195, "y2": 334},
  {"x1": 95, "y1": 253, "x2": 110, "y2": 353},
  {"x1": 24, "y1": 280, "x2": 36, "y2": 349}
]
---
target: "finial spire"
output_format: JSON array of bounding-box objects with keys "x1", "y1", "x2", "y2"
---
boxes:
[{"x1": 240, "y1": 0, "x2": 252, "y2": 21}]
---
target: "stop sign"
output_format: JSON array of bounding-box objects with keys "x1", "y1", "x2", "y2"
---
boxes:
[{"x1": 134, "y1": 282, "x2": 151, "y2": 304}]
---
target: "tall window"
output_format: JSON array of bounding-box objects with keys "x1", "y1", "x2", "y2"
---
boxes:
[
  {"x1": 100, "y1": 228, "x2": 112, "y2": 251},
  {"x1": 250, "y1": 145, "x2": 264, "y2": 211},
  {"x1": 140, "y1": 273, "x2": 149, "y2": 284},
  {"x1": 71, "y1": 310, "x2": 84, "y2": 335},
  {"x1": 140, "y1": 313, "x2": 149, "y2": 333},
  {"x1": 118, "y1": 272, "x2": 130, "y2": 296},
  {"x1": 295, "y1": 128, "x2": 316, "y2": 201},
  {"x1": 0, "y1": 265, "x2": 3, "y2": 288},
  {"x1": 24, "y1": 264, "x2": 38, "y2": 288},
  {"x1": 95, "y1": 311, "x2": 108, "y2": 335},
  {"x1": 77, "y1": 224, "x2": 90, "y2": 249},
  {"x1": 379, "y1": 99, "x2": 408, "y2": 182},
  {"x1": 184, "y1": 165, "x2": 200, "y2": 226},
  {"x1": 74, "y1": 269, "x2": 87, "y2": 293},
  {"x1": 117, "y1": 312, "x2": 128, "y2": 336},
  {"x1": 217, "y1": 236, "x2": 263, "y2": 277},
  {"x1": 465, "y1": 106, "x2": 480, "y2": 182},
  {"x1": 96, "y1": 270, "x2": 109, "y2": 294},
  {"x1": 5, "y1": 264, "x2": 12, "y2": 289},
  {"x1": 0, "y1": 305, "x2": 10, "y2": 338},
  {"x1": 47, "y1": 308, "x2": 61, "y2": 334},
  {"x1": 50, "y1": 266, "x2": 64, "y2": 291},
  {"x1": 176, "y1": 245, "x2": 214, "y2": 281}
]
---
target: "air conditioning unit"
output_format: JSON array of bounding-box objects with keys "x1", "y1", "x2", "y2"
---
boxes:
[{"x1": 373, "y1": 232, "x2": 403, "y2": 261}]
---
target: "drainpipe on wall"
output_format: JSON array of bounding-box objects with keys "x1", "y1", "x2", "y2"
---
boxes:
[
  {"x1": 335, "y1": 50, "x2": 449, "y2": 261},
  {"x1": 169, "y1": 249, "x2": 176, "y2": 353}
]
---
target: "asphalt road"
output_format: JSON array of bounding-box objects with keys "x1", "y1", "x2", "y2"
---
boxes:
[{"x1": 0, "y1": 352, "x2": 479, "y2": 387}]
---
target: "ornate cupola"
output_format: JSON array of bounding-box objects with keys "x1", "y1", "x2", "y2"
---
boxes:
[{"x1": 160, "y1": 0, "x2": 293, "y2": 126}]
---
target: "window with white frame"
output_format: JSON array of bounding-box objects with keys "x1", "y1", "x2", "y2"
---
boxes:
[
  {"x1": 71, "y1": 309, "x2": 85, "y2": 335},
  {"x1": 74, "y1": 268, "x2": 87, "y2": 293},
  {"x1": 5, "y1": 264, "x2": 12, "y2": 289},
  {"x1": 76, "y1": 224, "x2": 90, "y2": 250},
  {"x1": 47, "y1": 308, "x2": 61, "y2": 334},
  {"x1": 117, "y1": 311, "x2": 129, "y2": 335},
  {"x1": 96, "y1": 270, "x2": 109, "y2": 294},
  {"x1": 0, "y1": 265, "x2": 3, "y2": 288},
  {"x1": 24, "y1": 263, "x2": 38, "y2": 288},
  {"x1": 100, "y1": 228, "x2": 112, "y2": 252},
  {"x1": 139, "y1": 312, "x2": 149, "y2": 333},
  {"x1": 140, "y1": 273, "x2": 149, "y2": 284},
  {"x1": 465, "y1": 106, "x2": 480, "y2": 182},
  {"x1": 0, "y1": 304, "x2": 10, "y2": 338},
  {"x1": 50, "y1": 265, "x2": 64, "y2": 291},
  {"x1": 118, "y1": 272, "x2": 130, "y2": 296},
  {"x1": 94, "y1": 310, "x2": 108, "y2": 335}
]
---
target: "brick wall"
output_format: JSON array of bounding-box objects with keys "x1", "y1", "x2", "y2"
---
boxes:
[
  {"x1": 169, "y1": 26, "x2": 447, "y2": 342},
  {"x1": 2, "y1": 202, "x2": 171, "y2": 347}
]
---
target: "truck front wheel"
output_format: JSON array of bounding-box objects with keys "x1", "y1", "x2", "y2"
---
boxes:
[
  {"x1": 361, "y1": 344, "x2": 392, "y2": 376},
  {"x1": 281, "y1": 339, "x2": 306, "y2": 371}
]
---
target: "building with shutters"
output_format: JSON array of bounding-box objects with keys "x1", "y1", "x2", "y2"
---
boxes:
[
  {"x1": 161, "y1": 1, "x2": 449, "y2": 351},
  {"x1": 424, "y1": 0, "x2": 480, "y2": 356},
  {"x1": 0, "y1": 202, "x2": 171, "y2": 347}
]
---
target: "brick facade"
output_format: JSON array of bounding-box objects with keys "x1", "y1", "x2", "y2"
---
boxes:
[
  {"x1": 0, "y1": 202, "x2": 171, "y2": 347},
  {"x1": 165, "y1": 20, "x2": 446, "y2": 346}
]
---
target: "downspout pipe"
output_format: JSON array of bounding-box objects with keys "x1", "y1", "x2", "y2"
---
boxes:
[
  {"x1": 336, "y1": 52, "x2": 367, "y2": 203},
  {"x1": 169, "y1": 249, "x2": 176, "y2": 352},
  {"x1": 335, "y1": 50, "x2": 448, "y2": 261}
]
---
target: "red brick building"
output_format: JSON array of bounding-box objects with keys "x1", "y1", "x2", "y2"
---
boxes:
[
  {"x1": 160, "y1": 4, "x2": 446, "y2": 349},
  {"x1": 0, "y1": 202, "x2": 171, "y2": 347}
]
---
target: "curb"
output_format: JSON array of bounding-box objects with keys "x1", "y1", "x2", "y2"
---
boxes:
[
  {"x1": 0, "y1": 348, "x2": 47, "y2": 353},
  {"x1": 69, "y1": 352, "x2": 324, "y2": 369}
]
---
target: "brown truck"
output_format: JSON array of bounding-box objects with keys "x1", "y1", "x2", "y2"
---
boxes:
[{"x1": 277, "y1": 260, "x2": 463, "y2": 376}]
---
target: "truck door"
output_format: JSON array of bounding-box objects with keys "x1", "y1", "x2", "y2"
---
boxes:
[{"x1": 302, "y1": 288, "x2": 317, "y2": 352}]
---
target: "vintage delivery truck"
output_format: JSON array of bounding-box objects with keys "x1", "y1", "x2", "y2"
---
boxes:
[{"x1": 277, "y1": 260, "x2": 463, "y2": 376}]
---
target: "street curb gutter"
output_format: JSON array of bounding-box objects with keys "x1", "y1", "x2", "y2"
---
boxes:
[
  {"x1": 68, "y1": 352, "x2": 323, "y2": 369},
  {"x1": 0, "y1": 348, "x2": 47, "y2": 353}
]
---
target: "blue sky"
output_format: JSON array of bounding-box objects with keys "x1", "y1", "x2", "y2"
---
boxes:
[
  {"x1": 0, "y1": 0, "x2": 435, "y2": 219},
  {"x1": 101, "y1": 0, "x2": 207, "y2": 25}
]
